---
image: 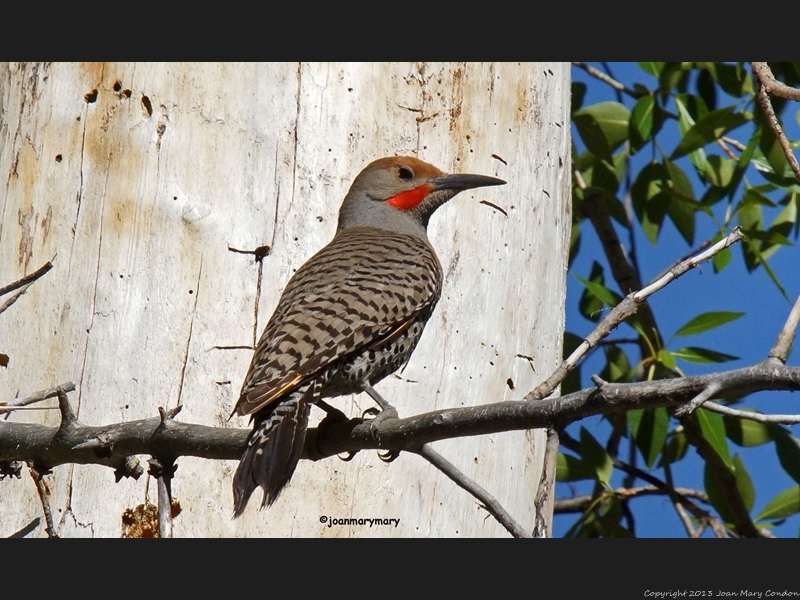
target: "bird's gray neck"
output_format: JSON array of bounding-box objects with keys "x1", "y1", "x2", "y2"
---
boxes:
[{"x1": 336, "y1": 196, "x2": 431, "y2": 243}]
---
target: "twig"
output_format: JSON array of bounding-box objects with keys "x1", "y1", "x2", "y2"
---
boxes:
[
  {"x1": 532, "y1": 427, "x2": 560, "y2": 538},
  {"x1": 554, "y1": 485, "x2": 710, "y2": 513},
  {"x1": 524, "y1": 228, "x2": 745, "y2": 402},
  {"x1": 1, "y1": 381, "x2": 76, "y2": 418},
  {"x1": 769, "y1": 294, "x2": 800, "y2": 363},
  {"x1": 701, "y1": 400, "x2": 800, "y2": 424},
  {"x1": 416, "y1": 445, "x2": 530, "y2": 538},
  {"x1": 751, "y1": 62, "x2": 800, "y2": 101},
  {"x1": 0, "y1": 258, "x2": 54, "y2": 298},
  {"x1": 29, "y1": 465, "x2": 57, "y2": 538},
  {"x1": 572, "y1": 62, "x2": 638, "y2": 97},
  {"x1": 0, "y1": 286, "x2": 33, "y2": 317},
  {"x1": 634, "y1": 228, "x2": 745, "y2": 300},
  {"x1": 148, "y1": 457, "x2": 175, "y2": 539},
  {"x1": 152, "y1": 406, "x2": 181, "y2": 538},
  {"x1": 673, "y1": 500, "x2": 699, "y2": 538},
  {"x1": 752, "y1": 63, "x2": 800, "y2": 182},
  {"x1": 716, "y1": 137, "x2": 738, "y2": 161},
  {"x1": 674, "y1": 381, "x2": 722, "y2": 416}
]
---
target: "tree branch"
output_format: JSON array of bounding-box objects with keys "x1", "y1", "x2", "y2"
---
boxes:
[
  {"x1": 751, "y1": 62, "x2": 800, "y2": 182},
  {"x1": 0, "y1": 258, "x2": 54, "y2": 298},
  {"x1": 416, "y1": 445, "x2": 530, "y2": 538},
  {"x1": 751, "y1": 62, "x2": 800, "y2": 101},
  {"x1": 554, "y1": 485, "x2": 710, "y2": 513},
  {"x1": 3, "y1": 361, "x2": 799, "y2": 471},
  {"x1": 572, "y1": 62, "x2": 639, "y2": 97},
  {"x1": 524, "y1": 227, "x2": 744, "y2": 402},
  {"x1": 770, "y1": 293, "x2": 800, "y2": 363}
]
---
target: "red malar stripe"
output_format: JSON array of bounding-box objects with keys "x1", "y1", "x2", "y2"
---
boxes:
[{"x1": 386, "y1": 184, "x2": 432, "y2": 210}]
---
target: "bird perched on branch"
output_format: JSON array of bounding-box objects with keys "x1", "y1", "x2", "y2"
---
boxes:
[{"x1": 232, "y1": 155, "x2": 505, "y2": 516}]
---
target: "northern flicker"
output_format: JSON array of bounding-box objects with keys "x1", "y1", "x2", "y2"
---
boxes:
[{"x1": 232, "y1": 156, "x2": 505, "y2": 516}]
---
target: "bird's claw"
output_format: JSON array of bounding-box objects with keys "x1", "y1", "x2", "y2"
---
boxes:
[
  {"x1": 378, "y1": 449, "x2": 400, "y2": 463},
  {"x1": 361, "y1": 406, "x2": 380, "y2": 419},
  {"x1": 338, "y1": 451, "x2": 359, "y2": 462}
]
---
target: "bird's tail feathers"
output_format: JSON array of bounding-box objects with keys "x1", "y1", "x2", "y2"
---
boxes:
[{"x1": 232, "y1": 385, "x2": 313, "y2": 518}]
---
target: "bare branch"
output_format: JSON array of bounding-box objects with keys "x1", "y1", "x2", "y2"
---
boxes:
[
  {"x1": 634, "y1": 228, "x2": 745, "y2": 300},
  {"x1": 752, "y1": 63, "x2": 800, "y2": 182},
  {"x1": 572, "y1": 62, "x2": 638, "y2": 97},
  {"x1": 1, "y1": 382, "x2": 76, "y2": 416},
  {"x1": 716, "y1": 137, "x2": 739, "y2": 161},
  {"x1": 674, "y1": 381, "x2": 723, "y2": 416},
  {"x1": 721, "y1": 136, "x2": 747, "y2": 152},
  {"x1": 29, "y1": 466, "x2": 57, "y2": 538},
  {"x1": 532, "y1": 427, "x2": 560, "y2": 538},
  {"x1": 673, "y1": 501, "x2": 699, "y2": 538},
  {"x1": 701, "y1": 398, "x2": 800, "y2": 424},
  {"x1": 417, "y1": 445, "x2": 530, "y2": 538},
  {"x1": 0, "y1": 258, "x2": 54, "y2": 298},
  {"x1": 770, "y1": 294, "x2": 800, "y2": 363},
  {"x1": 3, "y1": 361, "x2": 800, "y2": 472},
  {"x1": 751, "y1": 62, "x2": 800, "y2": 101},
  {"x1": 524, "y1": 228, "x2": 744, "y2": 402},
  {"x1": 554, "y1": 485, "x2": 710, "y2": 513}
]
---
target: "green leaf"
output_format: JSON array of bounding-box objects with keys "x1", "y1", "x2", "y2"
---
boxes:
[
  {"x1": 628, "y1": 407, "x2": 669, "y2": 469},
  {"x1": 675, "y1": 311, "x2": 745, "y2": 337},
  {"x1": 703, "y1": 454, "x2": 754, "y2": 523},
  {"x1": 714, "y1": 63, "x2": 753, "y2": 98},
  {"x1": 732, "y1": 453, "x2": 755, "y2": 513},
  {"x1": 658, "y1": 429, "x2": 689, "y2": 467},
  {"x1": 573, "y1": 271, "x2": 621, "y2": 309},
  {"x1": 671, "y1": 105, "x2": 749, "y2": 160},
  {"x1": 727, "y1": 125, "x2": 762, "y2": 200},
  {"x1": 703, "y1": 155, "x2": 736, "y2": 188},
  {"x1": 704, "y1": 462, "x2": 735, "y2": 524},
  {"x1": 773, "y1": 428, "x2": 800, "y2": 485},
  {"x1": 561, "y1": 332, "x2": 584, "y2": 395},
  {"x1": 573, "y1": 101, "x2": 631, "y2": 162},
  {"x1": 712, "y1": 245, "x2": 732, "y2": 272},
  {"x1": 638, "y1": 62, "x2": 665, "y2": 76},
  {"x1": 712, "y1": 232, "x2": 733, "y2": 273},
  {"x1": 742, "y1": 237, "x2": 789, "y2": 301},
  {"x1": 631, "y1": 162, "x2": 670, "y2": 244},
  {"x1": 695, "y1": 408, "x2": 732, "y2": 468},
  {"x1": 556, "y1": 452, "x2": 596, "y2": 482},
  {"x1": 756, "y1": 486, "x2": 800, "y2": 522},
  {"x1": 737, "y1": 187, "x2": 778, "y2": 212},
  {"x1": 672, "y1": 346, "x2": 739, "y2": 364},
  {"x1": 657, "y1": 348, "x2": 677, "y2": 370},
  {"x1": 574, "y1": 151, "x2": 621, "y2": 194},
  {"x1": 571, "y1": 82, "x2": 587, "y2": 112},
  {"x1": 580, "y1": 427, "x2": 614, "y2": 488},
  {"x1": 630, "y1": 95, "x2": 660, "y2": 153},
  {"x1": 602, "y1": 344, "x2": 632, "y2": 383},
  {"x1": 696, "y1": 69, "x2": 717, "y2": 110},
  {"x1": 724, "y1": 415, "x2": 774, "y2": 447}
]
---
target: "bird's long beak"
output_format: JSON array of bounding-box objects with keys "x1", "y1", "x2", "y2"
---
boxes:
[{"x1": 428, "y1": 173, "x2": 506, "y2": 192}]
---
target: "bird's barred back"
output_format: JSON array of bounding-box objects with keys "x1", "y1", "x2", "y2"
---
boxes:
[{"x1": 235, "y1": 226, "x2": 442, "y2": 415}]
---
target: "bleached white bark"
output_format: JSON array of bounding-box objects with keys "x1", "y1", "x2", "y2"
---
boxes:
[{"x1": 0, "y1": 62, "x2": 570, "y2": 537}]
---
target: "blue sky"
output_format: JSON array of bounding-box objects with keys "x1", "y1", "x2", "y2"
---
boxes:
[{"x1": 554, "y1": 62, "x2": 800, "y2": 537}]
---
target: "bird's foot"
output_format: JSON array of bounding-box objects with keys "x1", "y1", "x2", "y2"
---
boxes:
[
  {"x1": 366, "y1": 405, "x2": 398, "y2": 445},
  {"x1": 316, "y1": 399, "x2": 349, "y2": 422},
  {"x1": 315, "y1": 399, "x2": 361, "y2": 461}
]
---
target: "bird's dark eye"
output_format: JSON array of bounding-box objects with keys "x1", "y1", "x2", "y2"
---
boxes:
[{"x1": 398, "y1": 166, "x2": 414, "y2": 181}]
